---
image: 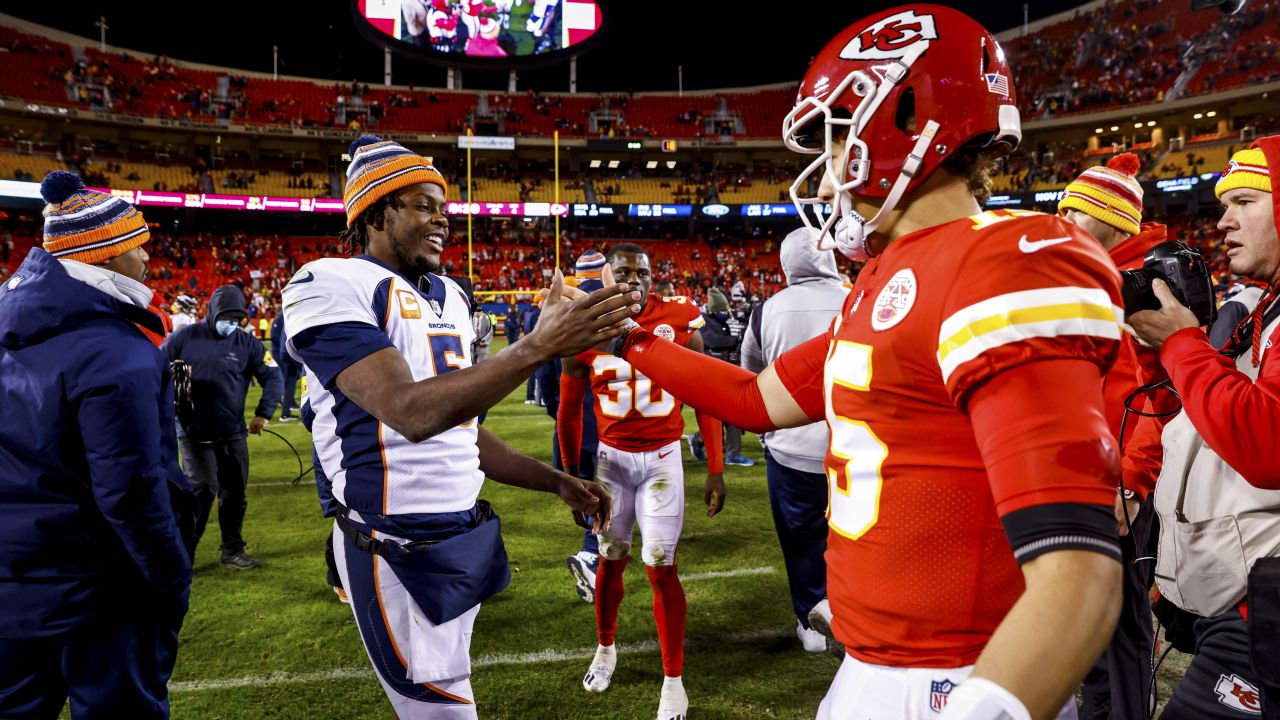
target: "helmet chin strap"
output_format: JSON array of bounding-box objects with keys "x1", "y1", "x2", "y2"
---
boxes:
[{"x1": 831, "y1": 119, "x2": 941, "y2": 261}]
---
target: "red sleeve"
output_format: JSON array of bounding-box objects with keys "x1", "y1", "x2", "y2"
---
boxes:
[
  {"x1": 557, "y1": 371, "x2": 587, "y2": 475},
  {"x1": 622, "y1": 329, "x2": 778, "y2": 434},
  {"x1": 772, "y1": 333, "x2": 830, "y2": 422},
  {"x1": 1117, "y1": 341, "x2": 1178, "y2": 498},
  {"x1": 967, "y1": 358, "x2": 1120, "y2": 516},
  {"x1": 1160, "y1": 326, "x2": 1280, "y2": 489},
  {"x1": 938, "y1": 215, "x2": 1123, "y2": 406},
  {"x1": 696, "y1": 410, "x2": 724, "y2": 474}
]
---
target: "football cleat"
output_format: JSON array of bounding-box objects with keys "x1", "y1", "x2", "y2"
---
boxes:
[
  {"x1": 796, "y1": 620, "x2": 827, "y2": 653},
  {"x1": 657, "y1": 676, "x2": 688, "y2": 720},
  {"x1": 807, "y1": 599, "x2": 846, "y2": 660},
  {"x1": 566, "y1": 551, "x2": 598, "y2": 604},
  {"x1": 725, "y1": 454, "x2": 755, "y2": 467},
  {"x1": 334, "y1": 586, "x2": 349, "y2": 604},
  {"x1": 583, "y1": 644, "x2": 616, "y2": 692}
]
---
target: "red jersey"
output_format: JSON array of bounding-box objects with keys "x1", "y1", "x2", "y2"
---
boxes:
[
  {"x1": 577, "y1": 295, "x2": 705, "y2": 452},
  {"x1": 775, "y1": 210, "x2": 1123, "y2": 667}
]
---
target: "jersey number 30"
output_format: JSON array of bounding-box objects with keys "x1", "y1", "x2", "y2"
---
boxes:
[
  {"x1": 591, "y1": 355, "x2": 676, "y2": 418},
  {"x1": 824, "y1": 341, "x2": 887, "y2": 540}
]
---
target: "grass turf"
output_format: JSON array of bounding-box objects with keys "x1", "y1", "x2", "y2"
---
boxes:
[{"x1": 151, "y1": 338, "x2": 1187, "y2": 718}]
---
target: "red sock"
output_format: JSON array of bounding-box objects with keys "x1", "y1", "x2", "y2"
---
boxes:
[
  {"x1": 646, "y1": 564, "x2": 686, "y2": 677},
  {"x1": 595, "y1": 556, "x2": 629, "y2": 646}
]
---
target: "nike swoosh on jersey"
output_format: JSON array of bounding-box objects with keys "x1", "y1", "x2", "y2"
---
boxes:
[
  {"x1": 289, "y1": 270, "x2": 316, "y2": 284},
  {"x1": 1018, "y1": 235, "x2": 1073, "y2": 253},
  {"x1": 658, "y1": 451, "x2": 674, "y2": 459}
]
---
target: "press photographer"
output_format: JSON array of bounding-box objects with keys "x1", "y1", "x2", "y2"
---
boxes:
[{"x1": 1128, "y1": 138, "x2": 1280, "y2": 719}]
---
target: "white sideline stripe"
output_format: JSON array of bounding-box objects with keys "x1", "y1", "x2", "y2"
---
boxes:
[
  {"x1": 681, "y1": 566, "x2": 776, "y2": 582},
  {"x1": 169, "y1": 627, "x2": 790, "y2": 693}
]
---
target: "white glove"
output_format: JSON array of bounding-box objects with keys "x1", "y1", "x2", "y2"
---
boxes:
[{"x1": 936, "y1": 678, "x2": 1032, "y2": 720}]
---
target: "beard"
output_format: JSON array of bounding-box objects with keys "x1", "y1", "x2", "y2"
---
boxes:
[{"x1": 393, "y1": 238, "x2": 440, "y2": 287}]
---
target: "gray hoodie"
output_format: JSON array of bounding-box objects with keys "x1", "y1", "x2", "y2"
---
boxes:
[{"x1": 741, "y1": 228, "x2": 849, "y2": 473}]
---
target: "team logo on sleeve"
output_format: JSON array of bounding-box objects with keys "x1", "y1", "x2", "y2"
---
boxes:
[
  {"x1": 654, "y1": 323, "x2": 676, "y2": 341},
  {"x1": 871, "y1": 268, "x2": 917, "y2": 331},
  {"x1": 929, "y1": 679, "x2": 956, "y2": 712},
  {"x1": 1214, "y1": 674, "x2": 1262, "y2": 714}
]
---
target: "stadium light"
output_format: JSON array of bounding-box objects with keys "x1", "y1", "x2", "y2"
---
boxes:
[
  {"x1": 645, "y1": 160, "x2": 658, "y2": 169},
  {"x1": 666, "y1": 161, "x2": 677, "y2": 169},
  {"x1": 1110, "y1": 125, "x2": 1119, "y2": 131},
  {"x1": 589, "y1": 159, "x2": 601, "y2": 168},
  {"x1": 1147, "y1": 121, "x2": 1157, "y2": 127},
  {"x1": 1207, "y1": 110, "x2": 1218, "y2": 117},
  {"x1": 1135, "y1": 123, "x2": 1144, "y2": 129},
  {"x1": 1095, "y1": 128, "x2": 1104, "y2": 133},
  {"x1": 1194, "y1": 113, "x2": 1204, "y2": 119},
  {"x1": 607, "y1": 160, "x2": 620, "y2": 169}
]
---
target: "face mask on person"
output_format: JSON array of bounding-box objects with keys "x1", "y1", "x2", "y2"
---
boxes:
[{"x1": 215, "y1": 320, "x2": 240, "y2": 337}]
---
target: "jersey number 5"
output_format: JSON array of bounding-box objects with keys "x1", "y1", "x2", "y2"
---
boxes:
[
  {"x1": 428, "y1": 334, "x2": 475, "y2": 427},
  {"x1": 591, "y1": 355, "x2": 676, "y2": 418},
  {"x1": 824, "y1": 341, "x2": 887, "y2": 540}
]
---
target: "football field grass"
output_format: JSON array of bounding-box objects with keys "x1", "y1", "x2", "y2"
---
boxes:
[{"x1": 161, "y1": 338, "x2": 1190, "y2": 719}]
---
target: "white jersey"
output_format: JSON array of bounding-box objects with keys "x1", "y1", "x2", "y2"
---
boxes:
[
  {"x1": 283, "y1": 256, "x2": 482, "y2": 516},
  {"x1": 170, "y1": 312, "x2": 196, "y2": 331}
]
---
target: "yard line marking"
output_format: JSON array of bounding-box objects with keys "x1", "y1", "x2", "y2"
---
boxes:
[
  {"x1": 168, "y1": 627, "x2": 791, "y2": 693},
  {"x1": 681, "y1": 566, "x2": 775, "y2": 582}
]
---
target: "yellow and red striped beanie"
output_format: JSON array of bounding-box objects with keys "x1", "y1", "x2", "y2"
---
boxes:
[
  {"x1": 1058, "y1": 153, "x2": 1144, "y2": 236},
  {"x1": 1216, "y1": 146, "x2": 1271, "y2": 198},
  {"x1": 343, "y1": 134, "x2": 448, "y2": 227},
  {"x1": 40, "y1": 171, "x2": 149, "y2": 265}
]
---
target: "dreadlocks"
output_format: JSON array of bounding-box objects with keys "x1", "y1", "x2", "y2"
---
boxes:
[{"x1": 338, "y1": 192, "x2": 403, "y2": 256}]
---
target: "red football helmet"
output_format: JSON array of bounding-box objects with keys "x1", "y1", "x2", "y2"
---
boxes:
[{"x1": 782, "y1": 4, "x2": 1022, "y2": 260}]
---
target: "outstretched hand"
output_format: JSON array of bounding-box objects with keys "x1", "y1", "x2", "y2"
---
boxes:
[
  {"x1": 528, "y1": 268, "x2": 641, "y2": 359},
  {"x1": 1127, "y1": 279, "x2": 1201, "y2": 349},
  {"x1": 557, "y1": 474, "x2": 612, "y2": 535}
]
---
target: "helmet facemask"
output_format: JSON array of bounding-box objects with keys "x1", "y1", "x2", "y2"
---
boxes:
[{"x1": 782, "y1": 5, "x2": 1022, "y2": 261}]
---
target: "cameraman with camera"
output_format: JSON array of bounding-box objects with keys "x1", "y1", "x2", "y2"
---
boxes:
[
  {"x1": 1129, "y1": 139, "x2": 1280, "y2": 719},
  {"x1": 1058, "y1": 153, "x2": 1175, "y2": 719}
]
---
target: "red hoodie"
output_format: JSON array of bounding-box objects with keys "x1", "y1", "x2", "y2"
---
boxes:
[
  {"x1": 1157, "y1": 135, "x2": 1280, "y2": 491},
  {"x1": 1103, "y1": 223, "x2": 1179, "y2": 498}
]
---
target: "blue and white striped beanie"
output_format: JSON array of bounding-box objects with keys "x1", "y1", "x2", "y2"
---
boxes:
[{"x1": 40, "y1": 171, "x2": 149, "y2": 264}]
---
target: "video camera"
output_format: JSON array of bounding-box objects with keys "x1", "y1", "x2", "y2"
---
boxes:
[{"x1": 1120, "y1": 240, "x2": 1217, "y2": 326}]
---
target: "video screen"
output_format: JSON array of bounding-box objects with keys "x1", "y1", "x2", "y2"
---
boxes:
[{"x1": 358, "y1": 0, "x2": 601, "y2": 59}]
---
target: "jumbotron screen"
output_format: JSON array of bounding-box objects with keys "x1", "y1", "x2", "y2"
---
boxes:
[{"x1": 357, "y1": 0, "x2": 602, "y2": 60}]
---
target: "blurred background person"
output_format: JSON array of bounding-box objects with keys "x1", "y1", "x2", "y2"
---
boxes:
[
  {"x1": 164, "y1": 284, "x2": 283, "y2": 569},
  {"x1": 740, "y1": 227, "x2": 848, "y2": 655}
]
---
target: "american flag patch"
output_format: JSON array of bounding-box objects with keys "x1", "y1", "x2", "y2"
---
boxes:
[{"x1": 984, "y1": 72, "x2": 1010, "y2": 96}]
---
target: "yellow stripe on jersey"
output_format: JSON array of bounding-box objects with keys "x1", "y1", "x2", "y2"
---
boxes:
[{"x1": 936, "y1": 286, "x2": 1123, "y2": 384}]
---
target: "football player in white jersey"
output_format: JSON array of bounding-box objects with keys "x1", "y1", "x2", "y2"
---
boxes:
[{"x1": 283, "y1": 135, "x2": 639, "y2": 719}]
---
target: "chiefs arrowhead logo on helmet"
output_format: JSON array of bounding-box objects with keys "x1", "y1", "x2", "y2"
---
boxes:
[{"x1": 841, "y1": 10, "x2": 938, "y2": 61}]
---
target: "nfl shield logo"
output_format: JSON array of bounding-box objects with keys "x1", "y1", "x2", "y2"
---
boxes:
[
  {"x1": 427, "y1": 298, "x2": 443, "y2": 317},
  {"x1": 930, "y1": 679, "x2": 956, "y2": 712}
]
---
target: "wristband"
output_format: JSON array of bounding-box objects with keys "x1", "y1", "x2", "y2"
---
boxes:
[
  {"x1": 935, "y1": 678, "x2": 1031, "y2": 720},
  {"x1": 608, "y1": 320, "x2": 641, "y2": 358}
]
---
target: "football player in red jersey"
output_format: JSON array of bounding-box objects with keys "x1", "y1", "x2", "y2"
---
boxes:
[
  {"x1": 572, "y1": 6, "x2": 1127, "y2": 719},
  {"x1": 557, "y1": 243, "x2": 726, "y2": 720}
]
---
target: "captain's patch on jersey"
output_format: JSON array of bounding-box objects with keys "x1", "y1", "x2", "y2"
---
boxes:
[
  {"x1": 397, "y1": 289, "x2": 422, "y2": 319},
  {"x1": 871, "y1": 268, "x2": 917, "y2": 331},
  {"x1": 654, "y1": 323, "x2": 676, "y2": 341}
]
